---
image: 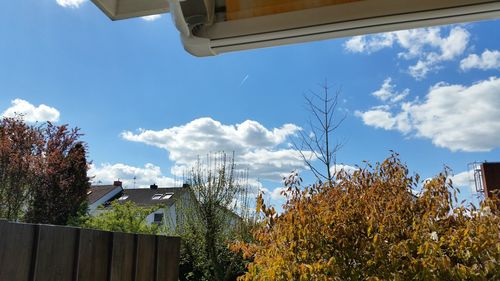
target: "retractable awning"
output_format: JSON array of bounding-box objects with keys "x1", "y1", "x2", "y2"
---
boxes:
[{"x1": 91, "y1": 0, "x2": 500, "y2": 56}]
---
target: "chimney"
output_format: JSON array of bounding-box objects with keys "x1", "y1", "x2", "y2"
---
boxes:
[
  {"x1": 481, "y1": 162, "x2": 500, "y2": 199},
  {"x1": 113, "y1": 180, "x2": 122, "y2": 187},
  {"x1": 150, "y1": 184, "x2": 158, "y2": 189}
]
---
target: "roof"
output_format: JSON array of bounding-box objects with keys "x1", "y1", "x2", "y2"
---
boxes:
[
  {"x1": 88, "y1": 185, "x2": 122, "y2": 204},
  {"x1": 116, "y1": 186, "x2": 190, "y2": 207}
]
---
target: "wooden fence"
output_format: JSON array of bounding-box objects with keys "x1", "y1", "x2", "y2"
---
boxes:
[{"x1": 0, "y1": 220, "x2": 180, "y2": 281}]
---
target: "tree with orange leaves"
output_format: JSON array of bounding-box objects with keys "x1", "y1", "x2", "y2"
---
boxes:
[{"x1": 233, "y1": 154, "x2": 500, "y2": 280}]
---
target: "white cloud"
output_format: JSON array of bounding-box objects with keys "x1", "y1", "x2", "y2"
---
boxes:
[
  {"x1": 1, "y1": 99, "x2": 60, "y2": 123},
  {"x1": 355, "y1": 109, "x2": 396, "y2": 130},
  {"x1": 372, "y1": 78, "x2": 410, "y2": 103},
  {"x1": 89, "y1": 163, "x2": 177, "y2": 188},
  {"x1": 141, "y1": 15, "x2": 162, "y2": 21},
  {"x1": 331, "y1": 164, "x2": 358, "y2": 176},
  {"x1": 449, "y1": 170, "x2": 483, "y2": 195},
  {"x1": 122, "y1": 117, "x2": 308, "y2": 181},
  {"x1": 357, "y1": 77, "x2": 500, "y2": 152},
  {"x1": 344, "y1": 33, "x2": 394, "y2": 54},
  {"x1": 460, "y1": 49, "x2": 500, "y2": 71},
  {"x1": 239, "y1": 149, "x2": 311, "y2": 179},
  {"x1": 267, "y1": 187, "x2": 285, "y2": 201},
  {"x1": 260, "y1": 185, "x2": 296, "y2": 201},
  {"x1": 438, "y1": 27, "x2": 470, "y2": 60},
  {"x1": 344, "y1": 26, "x2": 470, "y2": 79},
  {"x1": 56, "y1": 0, "x2": 86, "y2": 8},
  {"x1": 250, "y1": 163, "x2": 358, "y2": 206},
  {"x1": 408, "y1": 59, "x2": 433, "y2": 80},
  {"x1": 344, "y1": 36, "x2": 365, "y2": 53},
  {"x1": 265, "y1": 164, "x2": 357, "y2": 202},
  {"x1": 450, "y1": 170, "x2": 473, "y2": 189}
]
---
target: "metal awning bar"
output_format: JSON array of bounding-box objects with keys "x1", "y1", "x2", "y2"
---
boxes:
[{"x1": 225, "y1": 0, "x2": 362, "y2": 21}]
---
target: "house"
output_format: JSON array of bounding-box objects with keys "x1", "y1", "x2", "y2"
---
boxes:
[
  {"x1": 87, "y1": 182, "x2": 194, "y2": 229},
  {"x1": 114, "y1": 184, "x2": 193, "y2": 227},
  {"x1": 87, "y1": 181, "x2": 123, "y2": 215}
]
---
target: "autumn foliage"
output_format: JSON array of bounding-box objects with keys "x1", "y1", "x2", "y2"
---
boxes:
[{"x1": 233, "y1": 155, "x2": 500, "y2": 280}]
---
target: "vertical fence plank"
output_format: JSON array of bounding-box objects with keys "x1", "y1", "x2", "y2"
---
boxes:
[
  {"x1": 110, "y1": 232, "x2": 135, "y2": 281},
  {"x1": 154, "y1": 236, "x2": 159, "y2": 281},
  {"x1": 107, "y1": 232, "x2": 114, "y2": 281},
  {"x1": 72, "y1": 228, "x2": 81, "y2": 281},
  {"x1": 0, "y1": 221, "x2": 35, "y2": 281},
  {"x1": 29, "y1": 224, "x2": 40, "y2": 281},
  {"x1": 34, "y1": 225, "x2": 78, "y2": 281},
  {"x1": 77, "y1": 229, "x2": 112, "y2": 281},
  {"x1": 136, "y1": 234, "x2": 156, "y2": 281},
  {"x1": 157, "y1": 237, "x2": 181, "y2": 281}
]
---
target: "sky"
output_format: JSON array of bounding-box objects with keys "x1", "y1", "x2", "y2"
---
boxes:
[{"x1": 1, "y1": 0, "x2": 499, "y2": 207}]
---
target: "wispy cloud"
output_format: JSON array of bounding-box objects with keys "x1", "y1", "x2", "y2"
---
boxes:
[
  {"x1": 56, "y1": 0, "x2": 87, "y2": 8},
  {"x1": 372, "y1": 77, "x2": 410, "y2": 103},
  {"x1": 344, "y1": 26, "x2": 470, "y2": 80},
  {"x1": 141, "y1": 15, "x2": 162, "y2": 21}
]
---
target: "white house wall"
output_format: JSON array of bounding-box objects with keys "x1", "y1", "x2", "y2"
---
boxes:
[
  {"x1": 88, "y1": 186, "x2": 123, "y2": 215},
  {"x1": 145, "y1": 191, "x2": 194, "y2": 231}
]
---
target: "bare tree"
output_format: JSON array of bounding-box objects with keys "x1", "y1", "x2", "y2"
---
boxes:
[{"x1": 294, "y1": 83, "x2": 346, "y2": 183}]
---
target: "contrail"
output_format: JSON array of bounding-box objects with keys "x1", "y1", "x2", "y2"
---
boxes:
[{"x1": 239, "y1": 74, "x2": 249, "y2": 87}]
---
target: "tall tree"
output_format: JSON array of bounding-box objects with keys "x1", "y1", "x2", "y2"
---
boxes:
[
  {"x1": 0, "y1": 117, "x2": 42, "y2": 220},
  {"x1": 178, "y1": 152, "x2": 250, "y2": 281},
  {"x1": 234, "y1": 155, "x2": 500, "y2": 280},
  {"x1": 1, "y1": 117, "x2": 90, "y2": 224},
  {"x1": 294, "y1": 83, "x2": 345, "y2": 183},
  {"x1": 26, "y1": 123, "x2": 91, "y2": 225}
]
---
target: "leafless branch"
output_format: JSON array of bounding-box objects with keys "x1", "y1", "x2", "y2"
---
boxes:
[{"x1": 294, "y1": 82, "x2": 346, "y2": 183}]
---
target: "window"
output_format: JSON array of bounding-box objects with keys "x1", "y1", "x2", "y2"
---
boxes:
[
  {"x1": 152, "y1": 193, "x2": 174, "y2": 200},
  {"x1": 161, "y1": 193, "x2": 174, "y2": 200},
  {"x1": 152, "y1": 194, "x2": 163, "y2": 200},
  {"x1": 118, "y1": 195, "x2": 129, "y2": 201},
  {"x1": 87, "y1": 190, "x2": 93, "y2": 195},
  {"x1": 153, "y1": 213, "x2": 164, "y2": 225}
]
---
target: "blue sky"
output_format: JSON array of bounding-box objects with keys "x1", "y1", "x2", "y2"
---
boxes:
[{"x1": 1, "y1": 0, "x2": 499, "y2": 206}]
